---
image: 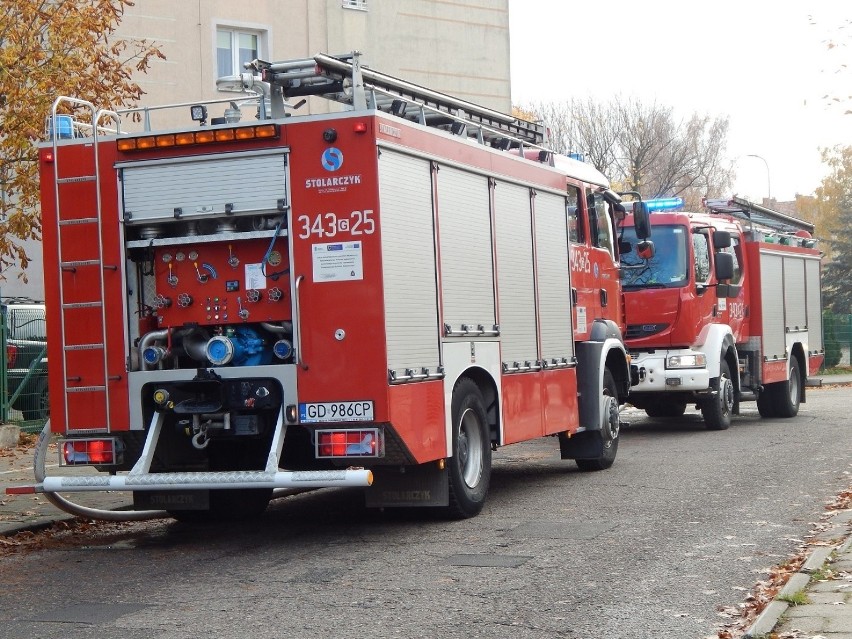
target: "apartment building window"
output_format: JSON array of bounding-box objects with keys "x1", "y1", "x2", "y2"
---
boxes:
[
  {"x1": 342, "y1": 0, "x2": 368, "y2": 10},
  {"x1": 217, "y1": 28, "x2": 261, "y2": 77}
]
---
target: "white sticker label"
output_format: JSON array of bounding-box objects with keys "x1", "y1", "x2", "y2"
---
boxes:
[
  {"x1": 718, "y1": 297, "x2": 727, "y2": 312},
  {"x1": 245, "y1": 263, "x2": 266, "y2": 290},
  {"x1": 312, "y1": 242, "x2": 364, "y2": 282},
  {"x1": 576, "y1": 306, "x2": 587, "y2": 334}
]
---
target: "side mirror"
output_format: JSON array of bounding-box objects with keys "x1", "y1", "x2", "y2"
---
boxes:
[
  {"x1": 637, "y1": 240, "x2": 655, "y2": 259},
  {"x1": 618, "y1": 240, "x2": 633, "y2": 255},
  {"x1": 714, "y1": 251, "x2": 734, "y2": 281},
  {"x1": 633, "y1": 201, "x2": 651, "y2": 240},
  {"x1": 713, "y1": 230, "x2": 732, "y2": 249},
  {"x1": 717, "y1": 284, "x2": 742, "y2": 299}
]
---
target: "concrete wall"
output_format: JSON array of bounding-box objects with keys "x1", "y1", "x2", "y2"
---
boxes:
[
  {"x1": 115, "y1": 0, "x2": 510, "y2": 130},
  {"x1": 0, "y1": 237, "x2": 43, "y2": 302}
]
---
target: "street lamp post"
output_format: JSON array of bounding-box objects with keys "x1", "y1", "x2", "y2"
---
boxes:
[{"x1": 746, "y1": 154, "x2": 771, "y2": 202}]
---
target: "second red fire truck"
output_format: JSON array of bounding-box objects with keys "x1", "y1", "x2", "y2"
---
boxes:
[
  {"x1": 10, "y1": 53, "x2": 645, "y2": 520},
  {"x1": 620, "y1": 196, "x2": 823, "y2": 429}
]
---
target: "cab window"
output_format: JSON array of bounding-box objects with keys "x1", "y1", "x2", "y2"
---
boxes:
[
  {"x1": 587, "y1": 192, "x2": 615, "y2": 257},
  {"x1": 719, "y1": 237, "x2": 743, "y2": 285},
  {"x1": 567, "y1": 186, "x2": 583, "y2": 243},
  {"x1": 692, "y1": 232, "x2": 711, "y2": 284}
]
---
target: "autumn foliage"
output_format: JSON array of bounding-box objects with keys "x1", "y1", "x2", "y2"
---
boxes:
[{"x1": 0, "y1": 0, "x2": 163, "y2": 280}]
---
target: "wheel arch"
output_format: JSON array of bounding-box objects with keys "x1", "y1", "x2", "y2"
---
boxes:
[{"x1": 453, "y1": 366, "x2": 499, "y2": 447}]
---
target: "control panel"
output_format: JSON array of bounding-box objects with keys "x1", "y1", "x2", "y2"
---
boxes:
[{"x1": 152, "y1": 238, "x2": 290, "y2": 328}]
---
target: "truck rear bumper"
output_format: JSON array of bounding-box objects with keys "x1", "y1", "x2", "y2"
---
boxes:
[
  {"x1": 7, "y1": 408, "x2": 373, "y2": 498},
  {"x1": 630, "y1": 351, "x2": 711, "y2": 393},
  {"x1": 8, "y1": 468, "x2": 373, "y2": 495}
]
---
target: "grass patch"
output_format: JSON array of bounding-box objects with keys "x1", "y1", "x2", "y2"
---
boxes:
[
  {"x1": 820, "y1": 366, "x2": 852, "y2": 375},
  {"x1": 778, "y1": 590, "x2": 810, "y2": 606},
  {"x1": 809, "y1": 564, "x2": 836, "y2": 581}
]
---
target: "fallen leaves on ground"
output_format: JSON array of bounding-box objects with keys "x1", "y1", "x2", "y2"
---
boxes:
[
  {"x1": 711, "y1": 482, "x2": 852, "y2": 639},
  {"x1": 0, "y1": 518, "x2": 142, "y2": 558}
]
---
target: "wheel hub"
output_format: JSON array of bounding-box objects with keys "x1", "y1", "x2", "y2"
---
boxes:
[
  {"x1": 720, "y1": 375, "x2": 734, "y2": 415},
  {"x1": 602, "y1": 395, "x2": 620, "y2": 445}
]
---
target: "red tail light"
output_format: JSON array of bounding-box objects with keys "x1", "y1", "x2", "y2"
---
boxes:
[
  {"x1": 6, "y1": 344, "x2": 17, "y2": 367},
  {"x1": 315, "y1": 428, "x2": 383, "y2": 459},
  {"x1": 61, "y1": 438, "x2": 121, "y2": 466}
]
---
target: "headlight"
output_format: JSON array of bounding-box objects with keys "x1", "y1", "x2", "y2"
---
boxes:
[{"x1": 667, "y1": 354, "x2": 707, "y2": 369}]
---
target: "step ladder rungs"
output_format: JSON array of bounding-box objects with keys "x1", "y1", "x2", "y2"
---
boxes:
[
  {"x1": 64, "y1": 343, "x2": 105, "y2": 351},
  {"x1": 59, "y1": 217, "x2": 99, "y2": 226},
  {"x1": 62, "y1": 301, "x2": 103, "y2": 309},
  {"x1": 66, "y1": 386, "x2": 107, "y2": 393},
  {"x1": 57, "y1": 175, "x2": 96, "y2": 184},
  {"x1": 61, "y1": 260, "x2": 102, "y2": 268}
]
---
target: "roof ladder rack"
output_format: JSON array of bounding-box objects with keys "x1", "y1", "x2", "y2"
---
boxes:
[
  {"x1": 247, "y1": 52, "x2": 546, "y2": 152},
  {"x1": 704, "y1": 196, "x2": 815, "y2": 235}
]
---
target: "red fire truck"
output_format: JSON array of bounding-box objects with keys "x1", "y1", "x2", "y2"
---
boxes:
[
  {"x1": 620, "y1": 196, "x2": 823, "y2": 429},
  {"x1": 10, "y1": 54, "x2": 642, "y2": 520}
]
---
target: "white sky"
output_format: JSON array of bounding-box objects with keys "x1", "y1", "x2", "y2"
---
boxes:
[{"x1": 509, "y1": 0, "x2": 852, "y2": 202}]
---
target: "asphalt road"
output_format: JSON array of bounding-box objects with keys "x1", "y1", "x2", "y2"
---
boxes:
[{"x1": 1, "y1": 386, "x2": 850, "y2": 639}]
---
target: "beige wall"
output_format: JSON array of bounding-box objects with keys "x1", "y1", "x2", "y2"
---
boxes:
[{"x1": 115, "y1": 0, "x2": 510, "y2": 130}]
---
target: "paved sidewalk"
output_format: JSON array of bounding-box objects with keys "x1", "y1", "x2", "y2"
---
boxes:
[{"x1": 744, "y1": 510, "x2": 852, "y2": 639}]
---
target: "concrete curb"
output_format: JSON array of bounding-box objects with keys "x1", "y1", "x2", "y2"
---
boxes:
[{"x1": 743, "y1": 517, "x2": 852, "y2": 638}]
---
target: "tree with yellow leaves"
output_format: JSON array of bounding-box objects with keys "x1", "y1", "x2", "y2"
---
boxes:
[
  {"x1": 816, "y1": 145, "x2": 852, "y2": 313},
  {"x1": 0, "y1": 0, "x2": 163, "y2": 282}
]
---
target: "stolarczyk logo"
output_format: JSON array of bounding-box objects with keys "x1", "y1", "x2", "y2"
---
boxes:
[{"x1": 322, "y1": 147, "x2": 343, "y2": 171}]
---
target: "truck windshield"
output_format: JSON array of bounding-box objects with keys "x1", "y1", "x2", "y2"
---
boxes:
[{"x1": 620, "y1": 224, "x2": 688, "y2": 289}]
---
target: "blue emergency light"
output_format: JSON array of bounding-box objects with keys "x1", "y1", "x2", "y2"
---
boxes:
[
  {"x1": 645, "y1": 197, "x2": 683, "y2": 213},
  {"x1": 644, "y1": 197, "x2": 684, "y2": 212}
]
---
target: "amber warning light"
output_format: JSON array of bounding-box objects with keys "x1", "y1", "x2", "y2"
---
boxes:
[{"x1": 117, "y1": 123, "x2": 279, "y2": 152}]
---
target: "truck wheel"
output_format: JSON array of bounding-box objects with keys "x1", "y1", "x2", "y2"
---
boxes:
[
  {"x1": 445, "y1": 378, "x2": 492, "y2": 519},
  {"x1": 21, "y1": 377, "x2": 50, "y2": 421},
  {"x1": 645, "y1": 401, "x2": 687, "y2": 418},
  {"x1": 577, "y1": 369, "x2": 620, "y2": 471},
  {"x1": 756, "y1": 389, "x2": 777, "y2": 418},
  {"x1": 701, "y1": 359, "x2": 733, "y2": 430},
  {"x1": 773, "y1": 357, "x2": 801, "y2": 418}
]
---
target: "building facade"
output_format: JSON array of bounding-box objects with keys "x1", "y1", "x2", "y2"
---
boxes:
[{"x1": 114, "y1": 0, "x2": 511, "y2": 129}]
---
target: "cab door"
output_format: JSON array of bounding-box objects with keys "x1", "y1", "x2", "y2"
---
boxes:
[
  {"x1": 585, "y1": 191, "x2": 622, "y2": 330},
  {"x1": 715, "y1": 234, "x2": 749, "y2": 341}
]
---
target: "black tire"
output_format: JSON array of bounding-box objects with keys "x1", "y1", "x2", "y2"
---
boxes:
[
  {"x1": 20, "y1": 376, "x2": 49, "y2": 421},
  {"x1": 576, "y1": 369, "x2": 620, "y2": 471},
  {"x1": 644, "y1": 401, "x2": 687, "y2": 418},
  {"x1": 773, "y1": 357, "x2": 802, "y2": 418},
  {"x1": 701, "y1": 359, "x2": 734, "y2": 430},
  {"x1": 756, "y1": 388, "x2": 776, "y2": 418},
  {"x1": 445, "y1": 378, "x2": 492, "y2": 519}
]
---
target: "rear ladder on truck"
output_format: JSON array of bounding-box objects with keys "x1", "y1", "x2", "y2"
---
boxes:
[{"x1": 48, "y1": 98, "x2": 120, "y2": 434}]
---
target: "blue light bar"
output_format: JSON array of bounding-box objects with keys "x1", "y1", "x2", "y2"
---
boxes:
[{"x1": 645, "y1": 197, "x2": 684, "y2": 212}]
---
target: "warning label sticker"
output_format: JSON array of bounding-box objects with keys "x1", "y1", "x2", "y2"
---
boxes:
[{"x1": 312, "y1": 242, "x2": 364, "y2": 282}]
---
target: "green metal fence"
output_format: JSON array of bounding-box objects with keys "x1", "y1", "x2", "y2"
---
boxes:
[
  {"x1": 1, "y1": 303, "x2": 49, "y2": 433},
  {"x1": 823, "y1": 311, "x2": 852, "y2": 369}
]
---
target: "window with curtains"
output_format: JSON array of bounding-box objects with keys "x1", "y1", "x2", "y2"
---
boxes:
[{"x1": 216, "y1": 28, "x2": 262, "y2": 77}]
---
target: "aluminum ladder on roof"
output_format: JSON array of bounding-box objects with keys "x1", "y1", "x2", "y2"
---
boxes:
[
  {"x1": 704, "y1": 196, "x2": 815, "y2": 235},
  {"x1": 247, "y1": 52, "x2": 547, "y2": 151},
  {"x1": 49, "y1": 98, "x2": 120, "y2": 434}
]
